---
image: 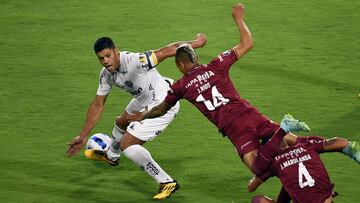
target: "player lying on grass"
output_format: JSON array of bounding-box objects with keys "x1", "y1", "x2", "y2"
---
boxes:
[
  {"x1": 127, "y1": 3, "x2": 360, "y2": 182},
  {"x1": 248, "y1": 137, "x2": 359, "y2": 203},
  {"x1": 66, "y1": 33, "x2": 207, "y2": 199}
]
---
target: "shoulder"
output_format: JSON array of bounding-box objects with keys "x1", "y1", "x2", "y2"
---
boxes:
[
  {"x1": 120, "y1": 50, "x2": 155, "y2": 69},
  {"x1": 120, "y1": 51, "x2": 137, "y2": 63},
  {"x1": 99, "y1": 67, "x2": 111, "y2": 78}
]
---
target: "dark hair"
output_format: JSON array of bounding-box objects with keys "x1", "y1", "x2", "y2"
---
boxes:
[
  {"x1": 175, "y1": 44, "x2": 197, "y2": 64},
  {"x1": 94, "y1": 37, "x2": 116, "y2": 53}
]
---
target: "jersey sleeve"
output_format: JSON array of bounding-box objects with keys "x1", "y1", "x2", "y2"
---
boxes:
[
  {"x1": 135, "y1": 51, "x2": 159, "y2": 71},
  {"x1": 307, "y1": 139, "x2": 325, "y2": 153},
  {"x1": 96, "y1": 69, "x2": 112, "y2": 96},
  {"x1": 164, "y1": 80, "x2": 182, "y2": 106},
  {"x1": 209, "y1": 49, "x2": 239, "y2": 73}
]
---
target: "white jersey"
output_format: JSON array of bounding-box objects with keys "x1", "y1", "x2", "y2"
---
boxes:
[{"x1": 97, "y1": 51, "x2": 172, "y2": 107}]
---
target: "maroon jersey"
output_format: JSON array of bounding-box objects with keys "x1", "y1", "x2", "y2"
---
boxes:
[
  {"x1": 268, "y1": 141, "x2": 334, "y2": 203},
  {"x1": 165, "y1": 49, "x2": 256, "y2": 131}
]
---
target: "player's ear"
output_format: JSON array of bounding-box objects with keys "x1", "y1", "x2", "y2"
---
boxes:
[{"x1": 179, "y1": 62, "x2": 188, "y2": 74}]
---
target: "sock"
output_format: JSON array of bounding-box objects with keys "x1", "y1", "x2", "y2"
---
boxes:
[
  {"x1": 342, "y1": 142, "x2": 352, "y2": 155},
  {"x1": 107, "y1": 124, "x2": 125, "y2": 161},
  {"x1": 123, "y1": 144, "x2": 173, "y2": 183},
  {"x1": 295, "y1": 136, "x2": 325, "y2": 145},
  {"x1": 251, "y1": 128, "x2": 287, "y2": 176}
]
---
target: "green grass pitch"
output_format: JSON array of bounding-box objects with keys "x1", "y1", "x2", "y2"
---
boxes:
[{"x1": 0, "y1": 0, "x2": 359, "y2": 202}]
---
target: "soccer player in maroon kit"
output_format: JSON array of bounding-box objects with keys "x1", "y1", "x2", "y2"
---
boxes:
[
  {"x1": 127, "y1": 3, "x2": 310, "y2": 178},
  {"x1": 128, "y1": 3, "x2": 360, "y2": 180},
  {"x1": 248, "y1": 137, "x2": 356, "y2": 203}
]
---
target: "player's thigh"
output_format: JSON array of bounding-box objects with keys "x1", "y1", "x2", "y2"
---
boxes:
[
  {"x1": 115, "y1": 98, "x2": 143, "y2": 130},
  {"x1": 115, "y1": 111, "x2": 131, "y2": 130},
  {"x1": 323, "y1": 195, "x2": 332, "y2": 203},
  {"x1": 242, "y1": 149, "x2": 258, "y2": 170},
  {"x1": 126, "y1": 102, "x2": 179, "y2": 142}
]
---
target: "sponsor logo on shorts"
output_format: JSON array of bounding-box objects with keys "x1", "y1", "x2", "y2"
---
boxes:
[
  {"x1": 155, "y1": 130, "x2": 162, "y2": 136},
  {"x1": 129, "y1": 123, "x2": 135, "y2": 130},
  {"x1": 241, "y1": 141, "x2": 253, "y2": 150}
]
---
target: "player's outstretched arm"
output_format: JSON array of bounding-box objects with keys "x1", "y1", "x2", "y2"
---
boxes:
[
  {"x1": 127, "y1": 101, "x2": 172, "y2": 122},
  {"x1": 66, "y1": 95, "x2": 107, "y2": 157},
  {"x1": 154, "y1": 33, "x2": 207, "y2": 63},
  {"x1": 232, "y1": 3, "x2": 253, "y2": 59}
]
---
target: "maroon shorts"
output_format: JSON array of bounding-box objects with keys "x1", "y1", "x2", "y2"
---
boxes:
[
  {"x1": 291, "y1": 183, "x2": 334, "y2": 203},
  {"x1": 222, "y1": 108, "x2": 279, "y2": 155}
]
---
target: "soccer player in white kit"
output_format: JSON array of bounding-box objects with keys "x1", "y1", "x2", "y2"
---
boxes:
[{"x1": 67, "y1": 34, "x2": 207, "y2": 199}]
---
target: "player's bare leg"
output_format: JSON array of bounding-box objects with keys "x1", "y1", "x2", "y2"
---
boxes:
[
  {"x1": 242, "y1": 150, "x2": 257, "y2": 172},
  {"x1": 285, "y1": 132, "x2": 360, "y2": 164},
  {"x1": 324, "y1": 195, "x2": 333, "y2": 203},
  {"x1": 283, "y1": 132, "x2": 298, "y2": 145},
  {"x1": 120, "y1": 132, "x2": 179, "y2": 199},
  {"x1": 248, "y1": 114, "x2": 310, "y2": 176}
]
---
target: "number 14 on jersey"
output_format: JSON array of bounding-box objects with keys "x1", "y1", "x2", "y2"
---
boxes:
[{"x1": 196, "y1": 86, "x2": 229, "y2": 111}]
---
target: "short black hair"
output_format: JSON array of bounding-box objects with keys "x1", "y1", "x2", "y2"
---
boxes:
[
  {"x1": 175, "y1": 44, "x2": 197, "y2": 64},
  {"x1": 94, "y1": 37, "x2": 116, "y2": 53}
]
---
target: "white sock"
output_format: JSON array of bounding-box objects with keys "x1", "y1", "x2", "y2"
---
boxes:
[
  {"x1": 107, "y1": 124, "x2": 125, "y2": 161},
  {"x1": 123, "y1": 144, "x2": 174, "y2": 183}
]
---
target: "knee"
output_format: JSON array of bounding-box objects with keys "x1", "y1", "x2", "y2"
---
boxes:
[
  {"x1": 115, "y1": 115, "x2": 129, "y2": 130},
  {"x1": 119, "y1": 133, "x2": 145, "y2": 151},
  {"x1": 120, "y1": 141, "x2": 130, "y2": 151}
]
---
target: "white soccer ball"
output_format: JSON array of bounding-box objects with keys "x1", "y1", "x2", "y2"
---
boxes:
[{"x1": 86, "y1": 133, "x2": 111, "y2": 151}]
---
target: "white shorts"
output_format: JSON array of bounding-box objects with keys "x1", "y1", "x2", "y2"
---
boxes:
[{"x1": 125, "y1": 99, "x2": 180, "y2": 141}]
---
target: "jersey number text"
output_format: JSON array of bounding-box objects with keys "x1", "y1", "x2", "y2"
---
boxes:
[
  {"x1": 298, "y1": 162, "x2": 315, "y2": 188},
  {"x1": 196, "y1": 86, "x2": 229, "y2": 111}
]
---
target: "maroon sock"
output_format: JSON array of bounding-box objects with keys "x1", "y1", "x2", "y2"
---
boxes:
[
  {"x1": 251, "y1": 128, "x2": 287, "y2": 176},
  {"x1": 295, "y1": 136, "x2": 325, "y2": 145}
]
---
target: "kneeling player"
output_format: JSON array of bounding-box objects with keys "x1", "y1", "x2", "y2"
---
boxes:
[{"x1": 248, "y1": 137, "x2": 359, "y2": 203}]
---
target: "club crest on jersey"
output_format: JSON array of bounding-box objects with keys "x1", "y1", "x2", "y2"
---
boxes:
[
  {"x1": 222, "y1": 50, "x2": 231, "y2": 56},
  {"x1": 218, "y1": 50, "x2": 232, "y2": 62}
]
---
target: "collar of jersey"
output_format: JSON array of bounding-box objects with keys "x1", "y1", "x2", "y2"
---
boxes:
[{"x1": 187, "y1": 65, "x2": 202, "y2": 75}]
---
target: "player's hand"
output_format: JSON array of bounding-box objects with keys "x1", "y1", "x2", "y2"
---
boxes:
[
  {"x1": 195, "y1": 33, "x2": 207, "y2": 48},
  {"x1": 127, "y1": 106, "x2": 148, "y2": 122},
  {"x1": 67, "y1": 136, "x2": 87, "y2": 157},
  {"x1": 232, "y1": 3, "x2": 245, "y2": 19},
  {"x1": 247, "y1": 176, "x2": 262, "y2": 192}
]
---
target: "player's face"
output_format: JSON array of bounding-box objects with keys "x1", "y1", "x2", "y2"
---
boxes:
[{"x1": 96, "y1": 48, "x2": 120, "y2": 73}]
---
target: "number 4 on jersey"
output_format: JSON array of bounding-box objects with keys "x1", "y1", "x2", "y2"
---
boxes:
[
  {"x1": 196, "y1": 86, "x2": 229, "y2": 111},
  {"x1": 298, "y1": 162, "x2": 315, "y2": 188}
]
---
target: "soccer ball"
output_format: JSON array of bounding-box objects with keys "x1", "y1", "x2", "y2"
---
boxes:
[{"x1": 86, "y1": 133, "x2": 111, "y2": 151}]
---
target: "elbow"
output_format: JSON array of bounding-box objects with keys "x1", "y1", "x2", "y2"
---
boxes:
[
  {"x1": 244, "y1": 39, "x2": 254, "y2": 51},
  {"x1": 238, "y1": 39, "x2": 253, "y2": 52}
]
